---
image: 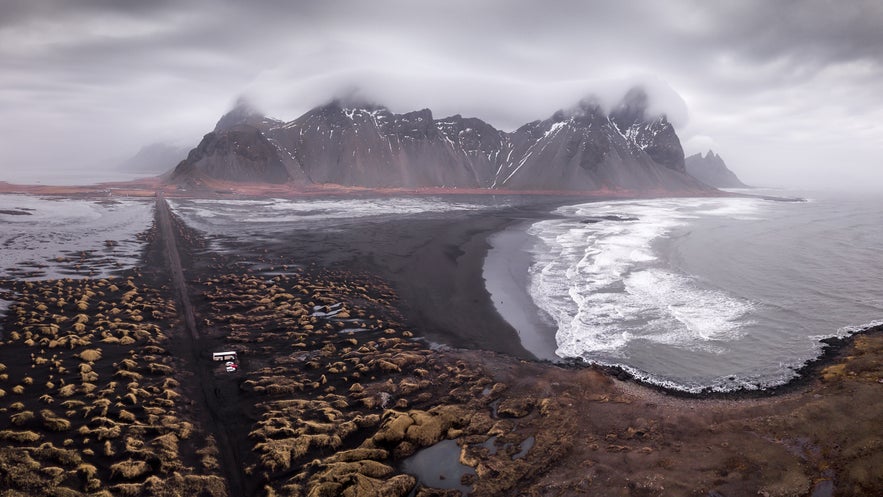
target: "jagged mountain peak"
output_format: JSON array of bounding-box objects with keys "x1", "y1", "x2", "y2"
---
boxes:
[
  {"x1": 610, "y1": 87, "x2": 650, "y2": 129},
  {"x1": 169, "y1": 90, "x2": 710, "y2": 193},
  {"x1": 215, "y1": 96, "x2": 262, "y2": 131},
  {"x1": 554, "y1": 98, "x2": 606, "y2": 123},
  {"x1": 320, "y1": 98, "x2": 389, "y2": 114},
  {"x1": 214, "y1": 96, "x2": 284, "y2": 133},
  {"x1": 685, "y1": 149, "x2": 748, "y2": 188}
]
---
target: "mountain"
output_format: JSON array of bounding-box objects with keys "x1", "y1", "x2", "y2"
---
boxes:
[
  {"x1": 493, "y1": 97, "x2": 693, "y2": 191},
  {"x1": 167, "y1": 100, "x2": 301, "y2": 185},
  {"x1": 263, "y1": 103, "x2": 505, "y2": 188},
  {"x1": 213, "y1": 97, "x2": 284, "y2": 133},
  {"x1": 168, "y1": 87, "x2": 709, "y2": 192},
  {"x1": 685, "y1": 150, "x2": 749, "y2": 188},
  {"x1": 119, "y1": 143, "x2": 191, "y2": 174}
]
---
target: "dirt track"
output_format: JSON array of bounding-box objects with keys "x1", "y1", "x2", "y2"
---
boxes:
[{"x1": 154, "y1": 192, "x2": 247, "y2": 496}]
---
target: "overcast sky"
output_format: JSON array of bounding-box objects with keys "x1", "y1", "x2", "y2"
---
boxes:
[{"x1": 1, "y1": 0, "x2": 881, "y2": 189}]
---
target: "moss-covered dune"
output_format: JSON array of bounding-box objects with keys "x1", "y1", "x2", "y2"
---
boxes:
[{"x1": 0, "y1": 275, "x2": 226, "y2": 496}]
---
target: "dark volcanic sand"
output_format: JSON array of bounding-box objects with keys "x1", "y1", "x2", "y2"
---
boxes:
[{"x1": 222, "y1": 197, "x2": 582, "y2": 360}]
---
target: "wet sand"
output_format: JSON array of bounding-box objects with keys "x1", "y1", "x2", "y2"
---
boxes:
[
  {"x1": 226, "y1": 196, "x2": 582, "y2": 359},
  {"x1": 483, "y1": 222, "x2": 560, "y2": 361}
]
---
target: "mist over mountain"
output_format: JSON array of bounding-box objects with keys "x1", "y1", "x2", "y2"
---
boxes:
[
  {"x1": 119, "y1": 143, "x2": 191, "y2": 174},
  {"x1": 169, "y1": 87, "x2": 708, "y2": 192},
  {"x1": 212, "y1": 97, "x2": 283, "y2": 133},
  {"x1": 685, "y1": 150, "x2": 749, "y2": 188}
]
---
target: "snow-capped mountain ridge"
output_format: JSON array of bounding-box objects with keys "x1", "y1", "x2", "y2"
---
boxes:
[{"x1": 169, "y1": 87, "x2": 708, "y2": 192}]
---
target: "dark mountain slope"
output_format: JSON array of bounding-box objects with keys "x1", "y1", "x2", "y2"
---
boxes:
[
  {"x1": 169, "y1": 125, "x2": 305, "y2": 184},
  {"x1": 168, "y1": 87, "x2": 710, "y2": 192},
  {"x1": 685, "y1": 150, "x2": 749, "y2": 188}
]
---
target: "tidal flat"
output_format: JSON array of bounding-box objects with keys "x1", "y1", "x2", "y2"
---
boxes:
[{"x1": 0, "y1": 190, "x2": 880, "y2": 497}]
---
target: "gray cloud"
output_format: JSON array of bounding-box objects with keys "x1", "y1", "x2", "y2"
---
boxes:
[{"x1": 0, "y1": 0, "x2": 881, "y2": 189}]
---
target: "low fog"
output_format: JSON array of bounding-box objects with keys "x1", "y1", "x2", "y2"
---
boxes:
[{"x1": 1, "y1": 0, "x2": 881, "y2": 190}]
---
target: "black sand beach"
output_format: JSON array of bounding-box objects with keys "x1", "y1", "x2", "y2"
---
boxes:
[
  {"x1": 484, "y1": 223, "x2": 561, "y2": 361},
  {"x1": 221, "y1": 196, "x2": 584, "y2": 360}
]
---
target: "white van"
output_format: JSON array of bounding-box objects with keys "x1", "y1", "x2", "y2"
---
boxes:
[{"x1": 212, "y1": 351, "x2": 238, "y2": 362}]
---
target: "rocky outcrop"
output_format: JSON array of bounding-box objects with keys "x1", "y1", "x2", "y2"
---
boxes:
[
  {"x1": 685, "y1": 150, "x2": 749, "y2": 188},
  {"x1": 168, "y1": 87, "x2": 710, "y2": 192},
  {"x1": 168, "y1": 125, "x2": 306, "y2": 184}
]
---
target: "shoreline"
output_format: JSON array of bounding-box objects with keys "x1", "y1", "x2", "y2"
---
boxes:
[
  {"x1": 0, "y1": 176, "x2": 732, "y2": 199},
  {"x1": 571, "y1": 324, "x2": 883, "y2": 400},
  {"x1": 483, "y1": 220, "x2": 560, "y2": 362},
  {"x1": 366, "y1": 200, "x2": 879, "y2": 400}
]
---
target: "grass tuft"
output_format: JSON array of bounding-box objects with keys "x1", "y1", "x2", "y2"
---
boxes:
[
  {"x1": 76, "y1": 463, "x2": 98, "y2": 479},
  {"x1": 57, "y1": 384, "x2": 77, "y2": 397},
  {"x1": 0, "y1": 429, "x2": 41, "y2": 443},
  {"x1": 78, "y1": 349, "x2": 102, "y2": 362},
  {"x1": 41, "y1": 410, "x2": 71, "y2": 431},
  {"x1": 10, "y1": 410, "x2": 35, "y2": 426},
  {"x1": 110, "y1": 459, "x2": 151, "y2": 480}
]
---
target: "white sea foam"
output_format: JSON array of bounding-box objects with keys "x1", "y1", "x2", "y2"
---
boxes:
[
  {"x1": 835, "y1": 319, "x2": 883, "y2": 336},
  {"x1": 608, "y1": 361, "x2": 792, "y2": 393},
  {"x1": 170, "y1": 197, "x2": 493, "y2": 232},
  {"x1": 693, "y1": 198, "x2": 764, "y2": 220},
  {"x1": 527, "y1": 198, "x2": 758, "y2": 360},
  {"x1": 507, "y1": 193, "x2": 883, "y2": 392}
]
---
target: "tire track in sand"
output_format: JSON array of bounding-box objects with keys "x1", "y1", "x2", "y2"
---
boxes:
[{"x1": 155, "y1": 192, "x2": 247, "y2": 497}]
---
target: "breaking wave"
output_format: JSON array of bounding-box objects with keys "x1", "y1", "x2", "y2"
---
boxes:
[{"x1": 519, "y1": 194, "x2": 883, "y2": 392}]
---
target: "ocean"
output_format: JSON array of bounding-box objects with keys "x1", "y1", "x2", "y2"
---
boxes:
[{"x1": 487, "y1": 190, "x2": 883, "y2": 392}]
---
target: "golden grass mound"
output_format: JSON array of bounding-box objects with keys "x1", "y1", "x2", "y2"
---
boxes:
[
  {"x1": 79, "y1": 348, "x2": 102, "y2": 362},
  {"x1": 0, "y1": 429, "x2": 41, "y2": 443},
  {"x1": 41, "y1": 410, "x2": 72, "y2": 431},
  {"x1": 110, "y1": 459, "x2": 151, "y2": 479},
  {"x1": 10, "y1": 410, "x2": 35, "y2": 426}
]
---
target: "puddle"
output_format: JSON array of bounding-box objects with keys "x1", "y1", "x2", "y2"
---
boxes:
[
  {"x1": 312, "y1": 303, "x2": 344, "y2": 317},
  {"x1": 473, "y1": 434, "x2": 533, "y2": 460},
  {"x1": 339, "y1": 328, "x2": 370, "y2": 334},
  {"x1": 513, "y1": 436, "x2": 534, "y2": 459},
  {"x1": 0, "y1": 297, "x2": 11, "y2": 338},
  {"x1": 401, "y1": 439, "x2": 474, "y2": 495},
  {"x1": 261, "y1": 272, "x2": 301, "y2": 279},
  {"x1": 479, "y1": 436, "x2": 498, "y2": 455},
  {"x1": 489, "y1": 399, "x2": 500, "y2": 418},
  {"x1": 810, "y1": 478, "x2": 834, "y2": 497}
]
